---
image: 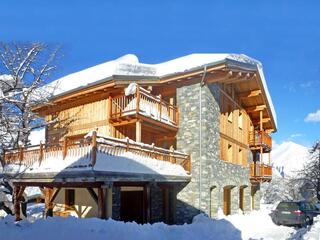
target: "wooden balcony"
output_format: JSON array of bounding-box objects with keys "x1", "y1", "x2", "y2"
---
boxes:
[
  {"x1": 3, "y1": 133, "x2": 191, "y2": 174},
  {"x1": 249, "y1": 130, "x2": 272, "y2": 152},
  {"x1": 109, "y1": 87, "x2": 179, "y2": 131},
  {"x1": 250, "y1": 163, "x2": 272, "y2": 183}
]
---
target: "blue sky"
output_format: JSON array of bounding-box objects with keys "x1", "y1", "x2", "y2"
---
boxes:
[{"x1": 1, "y1": 0, "x2": 319, "y2": 146}]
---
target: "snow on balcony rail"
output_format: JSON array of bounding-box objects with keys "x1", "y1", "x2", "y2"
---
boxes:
[
  {"x1": 3, "y1": 132, "x2": 191, "y2": 174},
  {"x1": 110, "y1": 86, "x2": 179, "y2": 127}
]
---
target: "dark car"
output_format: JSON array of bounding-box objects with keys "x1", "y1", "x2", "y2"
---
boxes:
[{"x1": 272, "y1": 201, "x2": 320, "y2": 227}]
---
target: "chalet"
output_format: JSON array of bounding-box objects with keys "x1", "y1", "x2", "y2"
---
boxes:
[{"x1": 2, "y1": 53, "x2": 276, "y2": 223}]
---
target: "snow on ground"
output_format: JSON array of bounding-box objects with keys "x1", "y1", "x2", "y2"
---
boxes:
[{"x1": 0, "y1": 203, "x2": 319, "y2": 240}]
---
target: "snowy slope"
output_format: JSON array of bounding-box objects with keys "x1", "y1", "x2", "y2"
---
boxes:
[{"x1": 270, "y1": 141, "x2": 309, "y2": 177}]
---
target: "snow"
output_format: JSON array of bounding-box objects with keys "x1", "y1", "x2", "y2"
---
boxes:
[
  {"x1": 124, "y1": 82, "x2": 137, "y2": 96},
  {"x1": 270, "y1": 141, "x2": 309, "y2": 177},
  {"x1": 4, "y1": 136, "x2": 188, "y2": 177},
  {"x1": 0, "y1": 203, "x2": 319, "y2": 240},
  {"x1": 43, "y1": 53, "x2": 277, "y2": 128},
  {"x1": 28, "y1": 128, "x2": 45, "y2": 145}
]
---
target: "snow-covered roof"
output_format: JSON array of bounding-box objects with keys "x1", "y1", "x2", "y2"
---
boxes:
[{"x1": 46, "y1": 53, "x2": 277, "y2": 128}]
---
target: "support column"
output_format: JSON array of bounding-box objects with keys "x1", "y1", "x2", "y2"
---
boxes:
[
  {"x1": 14, "y1": 186, "x2": 21, "y2": 221},
  {"x1": 136, "y1": 120, "x2": 142, "y2": 142},
  {"x1": 45, "y1": 187, "x2": 54, "y2": 217},
  {"x1": 143, "y1": 184, "x2": 151, "y2": 223},
  {"x1": 169, "y1": 187, "x2": 177, "y2": 224},
  {"x1": 98, "y1": 187, "x2": 106, "y2": 219},
  {"x1": 105, "y1": 186, "x2": 113, "y2": 219},
  {"x1": 162, "y1": 187, "x2": 170, "y2": 224}
]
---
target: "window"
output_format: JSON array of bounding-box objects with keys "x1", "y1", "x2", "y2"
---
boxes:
[
  {"x1": 227, "y1": 144, "x2": 233, "y2": 161},
  {"x1": 238, "y1": 111, "x2": 243, "y2": 129},
  {"x1": 238, "y1": 148, "x2": 243, "y2": 165},
  {"x1": 227, "y1": 105, "x2": 233, "y2": 123},
  {"x1": 65, "y1": 189, "x2": 75, "y2": 208}
]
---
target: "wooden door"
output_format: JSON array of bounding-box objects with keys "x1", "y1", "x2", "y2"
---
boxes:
[
  {"x1": 120, "y1": 190, "x2": 144, "y2": 223},
  {"x1": 239, "y1": 188, "x2": 244, "y2": 211},
  {"x1": 223, "y1": 188, "x2": 231, "y2": 215}
]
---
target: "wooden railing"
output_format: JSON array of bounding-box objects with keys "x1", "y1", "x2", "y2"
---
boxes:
[
  {"x1": 249, "y1": 130, "x2": 272, "y2": 151},
  {"x1": 110, "y1": 87, "x2": 179, "y2": 127},
  {"x1": 250, "y1": 163, "x2": 272, "y2": 180},
  {"x1": 4, "y1": 132, "x2": 191, "y2": 173}
]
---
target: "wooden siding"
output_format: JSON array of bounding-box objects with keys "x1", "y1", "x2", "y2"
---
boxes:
[
  {"x1": 219, "y1": 84, "x2": 252, "y2": 167},
  {"x1": 46, "y1": 99, "x2": 111, "y2": 143}
]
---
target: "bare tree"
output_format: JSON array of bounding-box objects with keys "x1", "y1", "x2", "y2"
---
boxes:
[{"x1": 0, "y1": 42, "x2": 60, "y2": 164}]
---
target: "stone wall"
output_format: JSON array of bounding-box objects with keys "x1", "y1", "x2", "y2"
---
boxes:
[{"x1": 176, "y1": 83, "x2": 252, "y2": 223}]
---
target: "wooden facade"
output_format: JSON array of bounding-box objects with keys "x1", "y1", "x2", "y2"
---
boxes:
[{"x1": 4, "y1": 56, "x2": 278, "y2": 221}]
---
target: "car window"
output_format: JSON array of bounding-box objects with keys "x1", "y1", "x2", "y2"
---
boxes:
[
  {"x1": 305, "y1": 203, "x2": 311, "y2": 210},
  {"x1": 277, "y1": 202, "x2": 299, "y2": 211}
]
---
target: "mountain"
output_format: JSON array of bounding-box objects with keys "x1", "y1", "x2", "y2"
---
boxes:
[{"x1": 269, "y1": 141, "x2": 309, "y2": 177}]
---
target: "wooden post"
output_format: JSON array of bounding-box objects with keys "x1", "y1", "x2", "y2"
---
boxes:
[
  {"x1": 19, "y1": 145, "x2": 24, "y2": 162},
  {"x1": 163, "y1": 187, "x2": 170, "y2": 224},
  {"x1": 92, "y1": 131, "x2": 97, "y2": 166},
  {"x1": 126, "y1": 137, "x2": 129, "y2": 152},
  {"x1": 143, "y1": 184, "x2": 151, "y2": 223},
  {"x1": 169, "y1": 186, "x2": 177, "y2": 224},
  {"x1": 14, "y1": 186, "x2": 21, "y2": 221},
  {"x1": 39, "y1": 142, "x2": 44, "y2": 162},
  {"x1": 45, "y1": 187, "x2": 54, "y2": 217},
  {"x1": 259, "y1": 110, "x2": 263, "y2": 131},
  {"x1": 136, "y1": 85, "x2": 140, "y2": 114},
  {"x1": 98, "y1": 187, "x2": 106, "y2": 219},
  {"x1": 108, "y1": 95, "x2": 112, "y2": 119},
  {"x1": 159, "y1": 95, "x2": 162, "y2": 121},
  {"x1": 63, "y1": 138, "x2": 68, "y2": 160},
  {"x1": 136, "y1": 120, "x2": 142, "y2": 142}
]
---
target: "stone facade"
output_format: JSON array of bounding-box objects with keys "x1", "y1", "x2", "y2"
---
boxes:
[{"x1": 176, "y1": 83, "x2": 254, "y2": 223}]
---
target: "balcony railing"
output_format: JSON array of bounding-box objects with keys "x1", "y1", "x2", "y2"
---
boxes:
[
  {"x1": 4, "y1": 132, "x2": 191, "y2": 173},
  {"x1": 110, "y1": 87, "x2": 179, "y2": 127},
  {"x1": 249, "y1": 130, "x2": 272, "y2": 152},
  {"x1": 250, "y1": 163, "x2": 272, "y2": 182}
]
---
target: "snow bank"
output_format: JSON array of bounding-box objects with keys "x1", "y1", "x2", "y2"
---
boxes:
[
  {"x1": 1, "y1": 205, "x2": 319, "y2": 240},
  {"x1": 0, "y1": 214, "x2": 241, "y2": 240}
]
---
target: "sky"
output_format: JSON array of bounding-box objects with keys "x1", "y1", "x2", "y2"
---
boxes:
[{"x1": 0, "y1": 0, "x2": 319, "y2": 147}]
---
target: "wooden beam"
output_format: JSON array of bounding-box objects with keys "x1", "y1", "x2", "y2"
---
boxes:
[
  {"x1": 92, "y1": 131, "x2": 97, "y2": 166},
  {"x1": 136, "y1": 120, "x2": 142, "y2": 142},
  {"x1": 110, "y1": 118, "x2": 138, "y2": 127},
  {"x1": 44, "y1": 187, "x2": 54, "y2": 217},
  {"x1": 87, "y1": 188, "x2": 98, "y2": 205},
  {"x1": 143, "y1": 184, "x2": 151, "y2": 223},
  {"x1": 50, "y1": 188, "x2": 61, "y2": 203},
  {"x1": 251, "y1": 117, "x2": 270, "y2": 125},
  {"x1": 239, "y1": 90, "x2": 261, "y2": 98},
  {"x1": 98, "y1": 188, "x2": 106, "y2": 219},
  {"x1": 246, "y1": 105, "x2": 266, "y2": 113}
]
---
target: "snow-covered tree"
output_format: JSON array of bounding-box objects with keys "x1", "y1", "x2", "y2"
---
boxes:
[
  {"x1": 297, "y1": 141, "x2": 320, "y2": 201},
  {"x1": 0, "y1": 42, "x2": 60, "y2": 165}
]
